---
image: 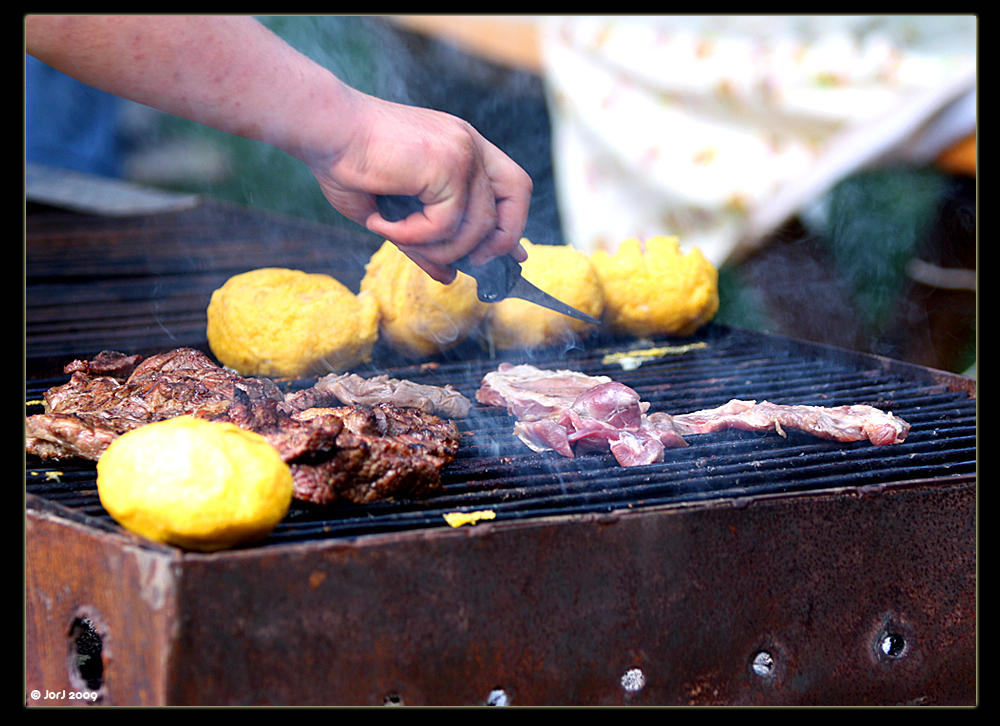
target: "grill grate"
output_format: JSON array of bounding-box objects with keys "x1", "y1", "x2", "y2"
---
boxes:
[{"x1": 25, "y1": 325, "x2": 977, "y2": 546}]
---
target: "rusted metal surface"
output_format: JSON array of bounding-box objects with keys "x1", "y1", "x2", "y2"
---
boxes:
[
  {"x1": 25, "y1": 505, "x2": 179, "y2": 706},
  {"x1": 26, "y1": 477, "x2": 975, "y2": 706}
]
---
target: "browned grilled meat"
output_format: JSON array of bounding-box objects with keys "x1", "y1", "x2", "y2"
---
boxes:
[
  {"x1": 271, "y1": 405, "x2": 459, "y2": 506},
  {"x1": 284, "y1": 372, "x2": 471, "y2": 419},
  {"x1": 26, "y1": 348, "x2": 284, "y2": 461},
  {"x1": 26, "y1": 349, "x2": 461, "y2": 505}
]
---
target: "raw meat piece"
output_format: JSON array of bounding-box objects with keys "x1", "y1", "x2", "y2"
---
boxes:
[
  {"x1": 476, "y1": 363, "x2": 616, "y2": 420},
  {"x1": 664, "y1": 399, "x2": 910, "y2": 446},
  {"x1": 476, "y1": 363, "x2": 910, "y2": 467},
  {"x1": 477, "y1": 364, "x2": 688, "y2": 466}
]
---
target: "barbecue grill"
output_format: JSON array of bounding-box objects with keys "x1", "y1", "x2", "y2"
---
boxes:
[{"x1": 25, "y1": 189, "x2": 976, "y2": 706}]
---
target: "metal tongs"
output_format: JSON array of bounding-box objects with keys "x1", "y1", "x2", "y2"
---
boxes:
[{"x1": 376, "y1": 195, "x2": 600, "y2": 325}]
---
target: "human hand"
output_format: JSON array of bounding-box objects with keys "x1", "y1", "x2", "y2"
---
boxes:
[
  {"x1": 25, "y1": 16, "x2": 532, "y2": 284},
  {"x1": 304, "y1": 92, "x2": 532, "y2": 283}
]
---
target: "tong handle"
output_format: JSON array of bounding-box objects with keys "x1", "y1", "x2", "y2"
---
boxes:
[
  {"x1": 375, "y1": 193, "x2": 424, "y2": 223},
  {"x1": 375, "y1": 194, "x2": 519, "y2": 303},
  {"x1": 451, "y1": 253, "x2": 520, "y2": 303}
]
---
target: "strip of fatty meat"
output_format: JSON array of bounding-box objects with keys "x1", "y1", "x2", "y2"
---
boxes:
[
  {"x1": 284, "y1": 372, "x2": 470, "y2": 419},
  {"x1": 476, "y1": 363, "x2": 909, "y2": 467},
  {"x1": 662, "y1": 398, "x2": 909, "y2": 446}
]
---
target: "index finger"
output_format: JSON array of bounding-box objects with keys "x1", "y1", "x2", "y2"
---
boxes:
[{"x1": 366, "y1": 174, "x2": 500, "y2": 269}]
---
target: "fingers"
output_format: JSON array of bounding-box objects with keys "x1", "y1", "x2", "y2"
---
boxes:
[
  {"x1": 364, "y1": 172, "x2": 495, "y2": 266},
  {"x1": 465, "y1": 141, "x2": 533, "y2": 266},
  {"x1": 396, "y1": 247, "x2": 458, "y2": 285},
  {"x1": 364, "y1": 142, "x2": 531, "y2": 271},
  {"x1": 367, "y1": 175, "x2": 496, "y2": 262},
  {"x1": 316, "y1": 96, "x2": 532, "y2": 276}
]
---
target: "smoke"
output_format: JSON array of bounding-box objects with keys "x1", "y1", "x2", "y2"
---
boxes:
[
  {"x1": 719, "y1": 221, "x2": 865, "y2": 353},
  {"x1": 392, "y1": 30, "x2": 564, "y2": 246},
  {"x1": 821, "y1": 169, "x2": 947, "y2": 333},
  {"x1": 259, "y1": 16, "x2": 410, "y2": 103},
  {"x1": 717, "y1": 166, "x2": 957, "y2": 363},
  {"x1": 258, "y1": 16, "x2": 564, "y2": 246}
]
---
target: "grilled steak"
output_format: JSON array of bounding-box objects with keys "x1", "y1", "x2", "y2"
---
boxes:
[
  {"x1": 273, "y1": 405, "x2": 458, "y2": 506},
  {"x1": 477, "y1": 363, "x2": 910, "y2": 466},
  {"x1": 25, "y1": 349, "x2": 460, "y2": 505},
  {"x1": 26, "y1": 348, "x2": 284, "y2": 461}
]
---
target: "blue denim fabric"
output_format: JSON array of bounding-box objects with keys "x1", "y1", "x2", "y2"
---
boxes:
[{"x1": 26, "y1": 55, "x2": 124, "y2": 178}]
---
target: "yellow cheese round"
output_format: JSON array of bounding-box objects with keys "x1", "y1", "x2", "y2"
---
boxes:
[
  {"x1": 486, "y1": 239, "x2": 604, "y2": 350},
  {"x1": 207, "y1": 267, "x2": 379, "y2": 377},
  {"x1": 97, "y1": 417, "x2": 293, "y2": 552},
  {"x1": 361, "y1": 241, "x2": 489, "y2": 358},
  {"x1": 591, "y1": 236, "x2": 718, "y2": 337}
]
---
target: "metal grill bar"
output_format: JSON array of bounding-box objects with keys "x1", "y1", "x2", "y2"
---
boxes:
[{"x1": 25, "y1": 326, "x2": 977, "y2": 546}]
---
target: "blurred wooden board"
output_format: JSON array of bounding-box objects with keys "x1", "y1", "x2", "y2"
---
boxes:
[
  {"x1": 388, "y1": 16, "x2": 542, "y2": 73},
  {"x1": 937, "y1": 133, "x2": 976, "y2": 176}
]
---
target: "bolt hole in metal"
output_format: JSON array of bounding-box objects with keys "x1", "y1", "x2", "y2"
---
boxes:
[
  {"x1": 879, "y1": 630, "x2": 907, "y2": 660},
  {"x1": 620, "y1": 668, "x2": 646, "y2": 693},
  {"x1": 751, "y1": 650, "x2": 775, "y2": 677},
  {"x1": 485, "y1": 688, "x2": 509, "y2": 706},
  {"x1": 872, "y1": 613, "x2": 911, "y2": 664},
  {"x1": 69, "y1": 616, "x2": 104, "y2": 694}
]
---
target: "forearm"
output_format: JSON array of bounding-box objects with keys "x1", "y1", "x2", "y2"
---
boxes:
[{"x1": 24, "y1": 15, "x2": 355, "y2": 163}]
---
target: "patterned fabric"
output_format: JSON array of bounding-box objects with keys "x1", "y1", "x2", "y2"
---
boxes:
[{"x1": 539, "y1": 16, "x2": 976, "y2": 264}]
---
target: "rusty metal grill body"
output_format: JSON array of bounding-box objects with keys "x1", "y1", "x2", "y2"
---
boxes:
[{"x1": 25, "y1": 200, "x2": 976, "y2": 706}]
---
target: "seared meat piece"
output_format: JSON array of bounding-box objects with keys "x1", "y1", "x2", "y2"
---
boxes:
[
  {"x1": 63, "y1": 350, "x2": 142, "y2": 379},
  {"x1": 272, "y1": 405, "x2": 459, "y2": 505},
  {"x1": 26, "y1": 348, "x2": 283, "y2": 461},
  {"x1": 284, "y1": 372, "x2": 471, "y2": 419},
  {"x1": 24, "y1": 413, "x2": 122, "y2": 462},
  {"x1": 26, "y1": 349, "x2": 461, "y2": 506}
]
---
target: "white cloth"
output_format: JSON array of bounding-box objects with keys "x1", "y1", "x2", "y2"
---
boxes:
[{"x1": 539, "y1": 16, "x2": 976, "y2": 265}]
